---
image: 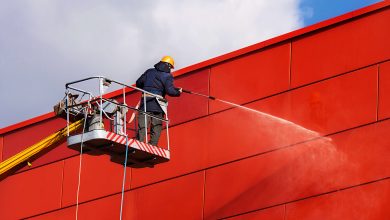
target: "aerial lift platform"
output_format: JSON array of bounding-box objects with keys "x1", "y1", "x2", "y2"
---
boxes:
[{"x1": 60, "y1": 76, "x2": 171, "y2": 167}]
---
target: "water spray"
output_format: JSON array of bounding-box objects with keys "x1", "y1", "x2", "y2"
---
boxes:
[{"x1": 182, "y1": 89, "x2": 321, "y2": 137}]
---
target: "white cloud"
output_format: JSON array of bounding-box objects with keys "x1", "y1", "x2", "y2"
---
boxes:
[{"x1": 0, "y1": 0, "x2": 303, "y2": 127}]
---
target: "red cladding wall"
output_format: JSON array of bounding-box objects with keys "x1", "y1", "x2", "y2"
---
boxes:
[
  {"x1": 131, "y1": 65, "x2": 378, "y2": 189},
  {"x1": 1, "y1": 2, "x2": 389, "y2": 220},
  {"x1": 204, "y1": 119, "x2": 390, "y2": 219},
  {"x1": 291, "y1": 7, "x2": 390, "y2": 87},
  {"x1": 228, "y1": 205, "x2": 285, "y2": 220},
  {"x1": 210, "y1": 43, "x2": 290, "y2": 113},
  {"x1": 29, "y1": 172, "x2": 204, "y2": 220},
  {"x1": 0, "y1": 161, "x2": 64, "y2": 219},
  {"x1": 251, "y1": 66, "x2": 377, "y2": 135},
  {"x1": 26, "y1": 207, "x2": 76, "y2": 220},
  {"x1": 29, "y1": 194, "x2": 123, "y2": 220},
  {"x1": 168, "y1": 69, "x2": 210, "y2": 126},
  {"x1": 379, "y1": 61, "x2": 390, "y2": 120},
  {"x1": 61, "y1": 153, "x2": 131, "y2": 206},
  {"x1": 285, "y1": 179, "x2": 390, "y2": 220},
  {"x1": 123, "y1": 171, "x2": 204, "y2": 220}
]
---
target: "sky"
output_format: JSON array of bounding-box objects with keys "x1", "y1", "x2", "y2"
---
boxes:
[{"x1": 0, "y1": 0, "x2": 382, "y2": 128}]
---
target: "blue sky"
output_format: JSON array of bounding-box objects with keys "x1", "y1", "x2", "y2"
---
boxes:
[
  {"x1": 300, "y1": 0, "x2": 382, "y2": 26},
  {"x1": 0, "y1": 0, "x2": 385, "y2": 128}
]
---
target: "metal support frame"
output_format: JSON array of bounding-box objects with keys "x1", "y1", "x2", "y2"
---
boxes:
[
  {"x1": 64, "y1": 76, "x2": 170, "y2": 146},
  {"x1": 143, "y1": 93, "x2": 148, "y2": 143},
  {"x1": 99, "y1": 78, "x2": 103, "y2": 127},
  {"x1": 166, "y1": 108, "x2": 170, "y2": 151}
]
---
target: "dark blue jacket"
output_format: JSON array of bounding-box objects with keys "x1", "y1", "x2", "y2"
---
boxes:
[{"x1": 136, "y1": 62, "x2": 181, "y2": 113}]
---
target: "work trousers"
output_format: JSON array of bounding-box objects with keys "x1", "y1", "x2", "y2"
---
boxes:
[{"x1": 137, "y1": 112, "x2": 163, "y2": 146}]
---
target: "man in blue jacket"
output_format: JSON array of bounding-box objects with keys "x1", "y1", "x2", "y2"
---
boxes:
[{"x1": 136, "y1": 56, "x2": 182, "y2": 146}]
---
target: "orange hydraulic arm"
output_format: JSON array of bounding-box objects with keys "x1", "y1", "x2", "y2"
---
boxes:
[{"x1": 0, "y1": 119, "x2": 83, "y2": 177}]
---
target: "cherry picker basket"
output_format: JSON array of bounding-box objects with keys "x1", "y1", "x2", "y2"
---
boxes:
[{"x1": 62, "y1": 76, "x2": 171, "y2": 167}]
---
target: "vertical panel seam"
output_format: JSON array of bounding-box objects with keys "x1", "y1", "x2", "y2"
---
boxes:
[
  {"x1": 202, "y1": 170, "x2": 207, "y2": 220},
  {"x1": 60, "y1": 160, "x2": 65, "y2": 208},
  {"x1": 284, "y1": 204, "x2": 287, "y2": 220},
  {"x1": 289, "y1": 41, "x2": 293, "y2": 89},
  {"x1": 208, "y1": 68, "x2": 211, "y2": 115},
  {"x1": 376, "y1": 64, "x2": 380, "y2": 121},
  {"x1": 130, "y1": 167, "x2": 133, "y2": 190}
]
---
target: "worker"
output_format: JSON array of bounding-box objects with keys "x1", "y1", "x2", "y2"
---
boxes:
[{"x1": 136, "y1": 56, "x2": 182, "y2": 146}]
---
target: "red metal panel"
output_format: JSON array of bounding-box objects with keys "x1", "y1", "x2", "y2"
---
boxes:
[
  {"x1": 123, "y1": 172, "x2": 204, "y2": 220},
  {"x1": 30, "y1": 175, "x2": 203, "y2": 220},
  {"x1": 208, "y1": 66, "x2": 377, "y2": 164},
  {"x1": 33, "y1": 171, "x2": 204, "y2": 220},
  {"x1": 285, "y1": 179, "x2": 390, "y2": 220},
  {"x1": 61, "y1": 153, "x2": 131, "y2": 207},
  {"x1": 2, "y1": 117, "x2": 77, "y2": 172},
  {"x1": 227, "y1": 206, "x2": 285, "y2": 220},
  {"x1": 0, "y1": 162, "x2": 64, "y2": 220},
  {"x1": 132, "y1": 67, "x2": 377, "y2": 188},
  {"x1": 252, "y1": 66, "x2": 377, "y2": 135},
  {"x1": 78, "y1": 194, "x2": 122, "y2": 220},
  {"x1": 0, "y1": 112, "x2": 55, "y2": 135},
  {"x1": 209, "y1": 43, "x2": 290, "y2": 113},
  {"x1": 29, "y1": 195, "x2": 122, "y2": 220},
  {"x1": 168, "y1": 69, "x2": 209, "y2": 126},
  {"x1": 379, "y1": 61, "x2": 390, "y2": 120},
  {"x1": 131, "y1": 123, "x2": 207, "y2": 188},
  {"x1": 204, "y1": 120, "x2": 390, "y2": 219},
  {"x1": 324, "y1": 119, "x2": 390, "y2": 187},
  {"x1": 26, "y1": 207, "x2": 76, "y2": 220},
  {"x1": 291, "y1": 7, "x2": 390, "y2": 88}
]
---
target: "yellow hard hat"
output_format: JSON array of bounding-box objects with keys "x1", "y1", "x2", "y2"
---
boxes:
[{"x1": 161, "y1": 56, "x2": 175, "y2": 69}]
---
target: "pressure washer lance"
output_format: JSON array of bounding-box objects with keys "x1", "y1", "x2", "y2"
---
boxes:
[
  {"x1": 181, "y1": 89, "x2": 260, "y2": 115},
  {"x1": 182, "y1": 89, "x2": 216, "y2": 100}
]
